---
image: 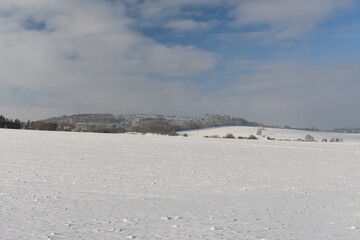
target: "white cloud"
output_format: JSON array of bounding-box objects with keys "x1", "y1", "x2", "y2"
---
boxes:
[
  {"x1": 164, "y1": 19, "x2": 211, "y2": 32},
  {"x1": 0, "y1": 0, "x2": 216, "y2": 119}
]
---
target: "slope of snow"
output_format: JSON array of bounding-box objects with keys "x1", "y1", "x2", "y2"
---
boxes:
[
  {"x1": 181, "y1": 126, "x2": 360, "y2": 143},
  {"x1": 1, "y1": 129, "x2": 360, "y2": 239}
]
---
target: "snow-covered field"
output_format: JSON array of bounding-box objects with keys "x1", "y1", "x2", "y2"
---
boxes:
[
  {"x1": 1, "y1": 127, "x2": 360, "y2": 240},
  {"x1": 181, "y1": 126, "x2": 360, "y2": 143}
]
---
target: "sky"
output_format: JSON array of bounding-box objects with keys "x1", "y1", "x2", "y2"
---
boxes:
[{"x1": 1, "y1": 0, "x2": 360, "y2": 129}]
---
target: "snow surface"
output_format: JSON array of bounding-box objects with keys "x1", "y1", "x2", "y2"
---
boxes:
[
  {"x1": 182, "y1": 126, "x2": 360, "y2": 143},
  {"x1": 1, "y1": 128, "x2": 360, "y2": 239}
]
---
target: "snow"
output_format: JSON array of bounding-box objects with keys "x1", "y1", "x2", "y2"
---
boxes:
[
  {"x1": 1, "y1": 128, "x2": 360, "y2": 239},
  {"x1": 182, "y1": 126, "x2": 360, "y2": 143}
]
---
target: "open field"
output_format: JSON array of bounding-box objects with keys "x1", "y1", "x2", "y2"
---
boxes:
[
  {"x1": 181, "y1": 126, "x2": 360, "y2": 143},
  {"x1": 1, "y1": 128, "x2": 360, "y2": 239}
]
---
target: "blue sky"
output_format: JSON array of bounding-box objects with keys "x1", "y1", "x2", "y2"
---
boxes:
[{"x1": 1, "y1": 0, "x2": 360, "y2": 129}]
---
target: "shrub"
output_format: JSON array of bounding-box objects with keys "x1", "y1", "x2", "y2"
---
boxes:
[
  {"x1": 304, "y1": 135, "x2": 316, "y2": 142},
  {"x1": 210, "y1": 135, "x2": 220, "y2": 138},
  {"x1": 330, "y1": 138, "x2": 343, "y2": 143},
  {"x1": 224, "y1": 133, "x2": 235, "y2": 139},
  {"x1": 248, "y1": 135, "x2": 258, "y2": 140}
]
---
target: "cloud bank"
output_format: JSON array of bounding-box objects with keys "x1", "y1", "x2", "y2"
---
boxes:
[{"x1": 0, "y1": 0, "x2": 215, "y2": 118}]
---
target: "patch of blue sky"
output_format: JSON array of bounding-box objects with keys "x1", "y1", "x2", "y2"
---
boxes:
[
  {"x1": 307, "y1": 38, "x2": 360, "y2": 65},
  {"x1": 141, "y1": 24, "x2": 282, "y2": 60},
  {"x1": 180, "y1": 4, "x2": 231, "y2": 22},
  {"x1": 290, "y1": 6, "x2": 360, "y2": 64},
  {"x1": 294, "y1": 26, "x2": 360, "y2": 64},
  {"x1": 23, "y1": 18, "x2": 47, "y2": 31}
]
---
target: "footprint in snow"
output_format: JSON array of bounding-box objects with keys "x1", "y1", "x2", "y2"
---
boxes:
[
  {"x1": 47, "y1": 232, "x2": 57, "y2": 240},
  {"x1": 209, "y1": 226, "x2": 222, "y2": 231},
  {"x1": 126, "y1": 235, "x2": 136, "y2": 239},
  {"x1": 162, "y1": 216, "x2": 182, "y2": 221}
]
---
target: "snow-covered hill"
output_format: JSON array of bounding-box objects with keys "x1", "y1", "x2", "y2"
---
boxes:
[
  {"x1": 1, "y1": 128, "x2": 360, "y2": 239},
  {"x1": 42, "y1": 113, "x2": 258, "y2": 133}
]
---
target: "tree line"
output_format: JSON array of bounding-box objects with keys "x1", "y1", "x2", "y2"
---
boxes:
[
  {"x1": 0, "y1": 114, "x2": 177, "y2": 135},
  {"x1": 0, "y1": 115, "x2": 23, "y2": 129},
  {"x1": 0, "y1": 115, "x2": 57, "y2": 131}
]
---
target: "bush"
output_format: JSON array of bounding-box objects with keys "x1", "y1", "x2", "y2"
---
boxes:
[
  {"x1": 210, "y1": 135, "x2": 220, "y2": 138},
  {"x1": 304, "y1": 135, "x2": 316, "y2": 142},
  {"x1": 224, "y1": 133, "x2": 235, "y2": 139},
  {"x1": 330, "y1": 138, "x2": 343, "y2": 143},
  {"x1": 248, "y1": 135, "x2": 258, "y2": 140}
]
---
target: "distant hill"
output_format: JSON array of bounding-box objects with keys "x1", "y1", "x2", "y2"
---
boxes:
[
  {"x1": 42, "y1": 113, "x2": 260, "y2": 133},
  {"x1": 332, "y1": 128, "x2": 360, "y2": 133}
]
